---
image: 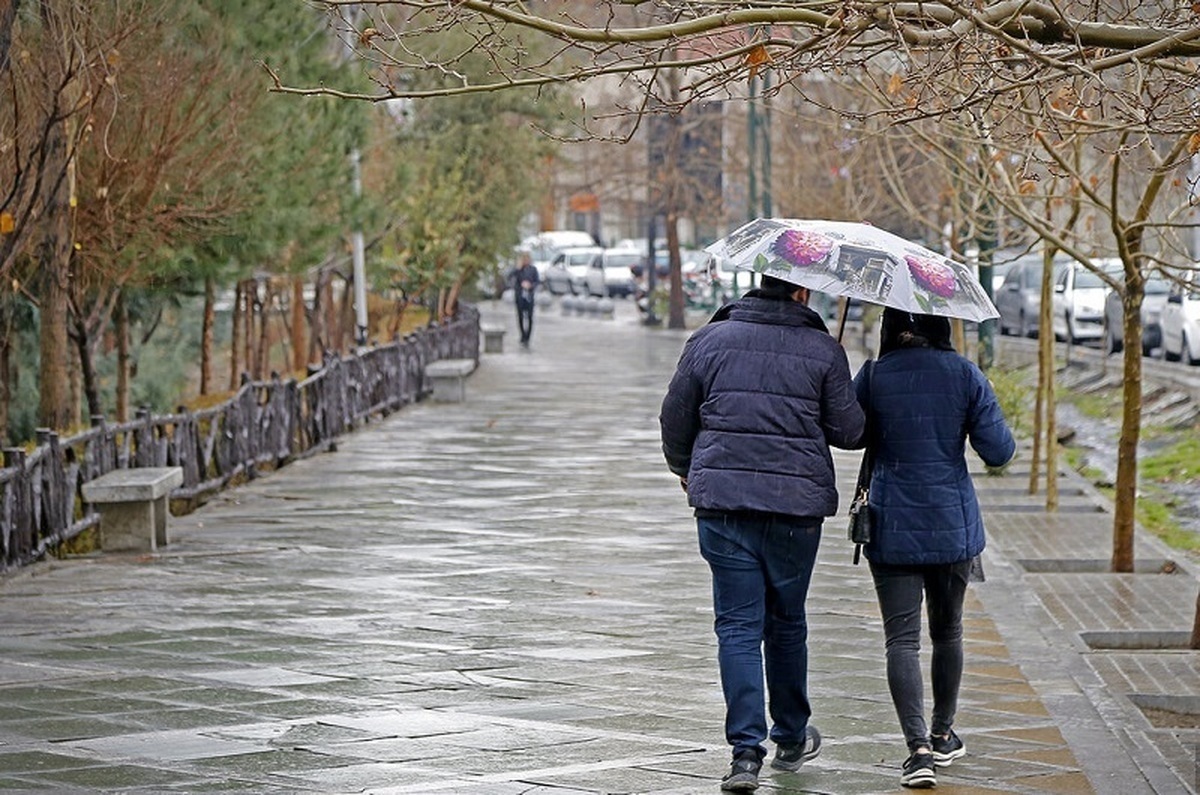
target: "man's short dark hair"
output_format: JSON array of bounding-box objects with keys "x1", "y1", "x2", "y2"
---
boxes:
[{"x1": 759, "y1": 275, "x2": 799, "y2": 297}]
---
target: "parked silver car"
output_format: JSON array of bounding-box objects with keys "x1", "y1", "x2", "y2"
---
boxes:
[
  {"x1": 996, "y1": 252, "x2": 1072, "y2": 338},
  {"x1": 585, "y1": 249, "x2": 641, "y2": 298},
  {"x1": 1160, "y1": 269, "x2": 1200, "y2": 365},
  {"x1": 1102, "y1": 274, "x2": 1170, "y2": 356},
  {"x1": 1051, "y1": 259, "x2": 1121, "y2": 343},
  {"x1": 543, "y1": 246, "x2": 602, "y2": 295}
]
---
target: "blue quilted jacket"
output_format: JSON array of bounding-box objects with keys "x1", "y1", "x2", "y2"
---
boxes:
[
  {"x1": 659, "y1": 295, "x2": 865, "y2": 518},
  {"x1": 854, "y1": 347, "x2": 1015, "y2": 565}
]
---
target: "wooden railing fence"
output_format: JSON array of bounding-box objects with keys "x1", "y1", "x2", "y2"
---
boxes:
[{"x1": 0, "y1": 306, "x2": 479, "y2": 572}]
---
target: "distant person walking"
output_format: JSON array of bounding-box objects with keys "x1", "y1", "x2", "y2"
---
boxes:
[
  {"x1": 660, "y1": 275, "x2": 865, "y2": 792},
  {"x1": 853, "y1": 308, "x2": 1015, "y2": 789},
  {"x1": 509, "y1": 250, "x2": 539, "y2": 348}
]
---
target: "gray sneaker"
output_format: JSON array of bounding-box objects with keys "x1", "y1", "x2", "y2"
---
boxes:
[
  {"x1": 931, "y1": 729, "x2": 965, "y2": 766},
  {"x1": 721, "y1": 750, "x2": 762, "y2": 792},
  {"x1": 770, "y1": 725, "x2": 822, "y2": 771}
]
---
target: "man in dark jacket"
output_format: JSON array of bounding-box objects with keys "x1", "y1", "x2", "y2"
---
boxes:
[
  {"x1": 659, "y1": 275, "x2": 865, "y2": 792},
  {"x1": 508, "y1": 249, "x2": 539, "y2": 347}
]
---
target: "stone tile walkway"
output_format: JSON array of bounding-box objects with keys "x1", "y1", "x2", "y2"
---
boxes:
[{"x1": 0, "y1": 298, "x2": 1196, "y2": 793}]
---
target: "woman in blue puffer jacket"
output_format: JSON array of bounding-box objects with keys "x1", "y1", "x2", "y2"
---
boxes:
[{"x1": 853, "y1": 308, "x2": 1015, "y2": 789}]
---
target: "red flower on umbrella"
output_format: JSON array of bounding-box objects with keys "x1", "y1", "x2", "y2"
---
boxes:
[
  {"x1": 771, "y1": 230, "x2": 834, "y2": 267},
  {"x1": 906, "y1": 255, "x2": 956, "y2": 298}
]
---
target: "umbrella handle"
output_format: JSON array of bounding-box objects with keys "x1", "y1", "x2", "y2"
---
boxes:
[{"x1": 836, "y1": 298, "x2": 849, "y2": 343}]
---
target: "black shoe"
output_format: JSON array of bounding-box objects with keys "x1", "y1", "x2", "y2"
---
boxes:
[
  {"x1": 770, "y1": 725, "x2": 822, "y2": 771},
  {"x1": 721, "y1": 750, "x2": 761, "y2": 792},
  {"x1": 901, "y1": 750, "x2": 937, "y2": 788},
  {"x1": 931, "y1": 730, "x2": 965, "y2": 767}
]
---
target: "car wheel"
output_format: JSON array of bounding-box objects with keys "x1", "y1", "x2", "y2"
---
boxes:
[
  {"x1": 1164, "y1": 339, "x2": 1182, "y2": 362},
  {"x1": 1185, "y1": 331, "x2": 1200, "y2": 366},
  {"x1": 1103, "y1": 325, "x2": 1122, "y2": 355}
]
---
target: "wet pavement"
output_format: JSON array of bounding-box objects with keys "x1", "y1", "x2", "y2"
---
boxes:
[{"x1": 0, "y1": 298, "x2": 1197, "y2": 794}]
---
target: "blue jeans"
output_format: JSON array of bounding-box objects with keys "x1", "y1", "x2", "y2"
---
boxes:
[
  {"x1": 697, "y1": 512, "x2": 822, "y2": 758},
  {"x1": 869, "y1": 559, "x2": 971, "y2": 752}
]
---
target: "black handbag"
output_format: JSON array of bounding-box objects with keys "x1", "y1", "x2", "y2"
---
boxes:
[{"x1": 847, "y1": 361, "x2": 875, "y2": 564}]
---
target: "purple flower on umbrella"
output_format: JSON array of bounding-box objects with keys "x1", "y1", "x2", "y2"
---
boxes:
[
  {"x1": 771, "y1": 230, "x2": 834, "y2": 267},
  {"x1": 906, "y1": 255, "x2": 956, "y2": 298}
]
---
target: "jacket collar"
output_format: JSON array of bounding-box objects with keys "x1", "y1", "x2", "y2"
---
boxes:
[{"x1": 710, "y1": 293, "x2": 830, "y2": 334}]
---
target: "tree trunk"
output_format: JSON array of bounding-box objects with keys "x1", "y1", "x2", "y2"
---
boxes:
[
  {"x1": 1191, "y1": 590, "x2": 1200, "y2": 650},
  {"x1": 200, "y1": 277, "x2": 215, "y2": 395},
  {"x1": 115, "y1": 292, "x2": 130, "y2": 422},
  {"x1": 1029, "y1": 329, "x2": 1044, "y2": 494},
  {"x1": 337, "y1": 274, "x2": 354, "y2": 350},
  {"x1": 36, "y1": 3, "x2": 75, "y2": 432},
  {"x1": 291, "y1": 276, "x2": 306, "y2": 373},
  {"x1": 243, "y1": 279, "x2": 256, "y2": 380},
  {"x1": 0, "y1": 295, "x2": 9, "y2": 444},
  {"x1": 446, "y1": 276, "x2": 463, "y2": 319},
  {"x1": 0, "y1": 0, "x2": 18, "y2": 78},
  {"x1": 308, "y1": 268, "x2": 328, "y2": 363},
  {"x1": 665, "y1": 210, "x2": 685, "y2": 329},
  {"x1": 228, "y1": 280, "x2": 243, "y2": 390},
  {"x1": 1111, "y1": 276, "x2": 1145, "y2": 572},
  {"x1": 70, "y1": 308, "x2": 101, "y2": 420},
  {"x1": 1040, "y1": 248, "x2": 1058, "y2": 511}
]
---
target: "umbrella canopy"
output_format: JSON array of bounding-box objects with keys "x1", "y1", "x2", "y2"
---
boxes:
[{"x1": 706, "y1": 218, "x2": 999, "y2": 323}]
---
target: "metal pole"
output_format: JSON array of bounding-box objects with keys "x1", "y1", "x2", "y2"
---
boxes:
[
  {"x1": 1191, "y1": 153, "x2": 1200, "y2": 262},
  {"x1": 351, "y1": 149, "x2": 368, "y2": 347},
  {"x1": 761, "y1": 68, "x2": 773, "y2": 219}
]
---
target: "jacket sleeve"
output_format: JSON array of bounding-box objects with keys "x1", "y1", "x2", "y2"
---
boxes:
[
  {"x1": 966, "y1": 365, "x2": 1016, "y2": 467},
  {"x1": 821, "y1": 347, "x2": 867, "y2": 450},
  {"x1": 659, "y1": 342, "x2": 705, "y2": 478}
]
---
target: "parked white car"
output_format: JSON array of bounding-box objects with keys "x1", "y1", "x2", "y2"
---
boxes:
[
  {"x1": 543, "y1": 246, "x2": 602, "y2": 295},
  {"x1": 1160, "y1": 269, "x2": 1200, "y2": 365},
  {"x1": 1051, "y1": 258, "x2": 1120, "y2": 343},
  {"x1": 585, "y1": 249, "x2": 641, "y2": 298}
]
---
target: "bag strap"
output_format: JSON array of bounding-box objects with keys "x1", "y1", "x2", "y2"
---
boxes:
[
  {"x1": 859, "y1": 359, "x2": 875, "y2": 488},
  {"x1": 852, "y1": 360, "x2": 875, "y2": 566}
]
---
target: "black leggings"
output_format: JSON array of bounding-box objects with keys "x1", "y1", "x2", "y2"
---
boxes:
[{"x1": 869, "y1": 558, "x2": 971, "y2": 751}]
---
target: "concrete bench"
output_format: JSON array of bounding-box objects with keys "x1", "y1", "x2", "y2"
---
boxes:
[
  {"x1": 425, "y1": 358, "x2": 477, "y2": 403},
  {"x1": 81, "y1": 467, "x2": 183, "y2": 553},
  {"x1": 481, "y1": 325, "x2": 506, "y2": 354}
]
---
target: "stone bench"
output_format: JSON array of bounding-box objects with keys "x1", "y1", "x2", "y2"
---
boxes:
[
  {"x1": 81, "y1": 467, "x2": 183, "y2": 553},
  {"x1": 425, "y1": 358, "x2": 477, "y2": 403},
  {"x1": 481, "y1": 325, "x2": 506, "y2": 354}
]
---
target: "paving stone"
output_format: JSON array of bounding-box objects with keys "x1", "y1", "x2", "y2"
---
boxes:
[{"x1": 1, "y1": 302, "x2": 1196, "y2": 793}]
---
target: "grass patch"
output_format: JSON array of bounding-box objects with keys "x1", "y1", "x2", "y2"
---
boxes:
[
  {"x1": 988, "y1": 367, "x2": 1034, "y2": 437},
  {"x1": 1138, "y1": 436, "x2": 1200, "y2": 482},
  {"x1": 1067, "y1": 389, "x2": 1123, "y2": 421},
  {"x1": 1137, "y1": 487, "x2": 1200, "y2": 552}
]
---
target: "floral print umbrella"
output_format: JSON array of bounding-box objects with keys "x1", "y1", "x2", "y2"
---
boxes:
[{"x1": 706, "y1": 218, "x2": 999, "y2": 323}]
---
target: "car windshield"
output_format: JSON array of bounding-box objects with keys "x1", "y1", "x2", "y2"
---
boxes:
[
  {"x1": 1074, "y1": 269, "x2": 1108, "y2": 289},
  {"x1": 605, "y1": 253, "x2": 642, "y2": 268},
  {"x1": 567, "y1": 252, "x2": 594, "y2": 266},
  {"x1": 1145, "y1": 278, "x2": 1170, "y2": 295}
]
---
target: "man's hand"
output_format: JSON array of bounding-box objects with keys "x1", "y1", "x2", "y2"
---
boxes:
[{"x1": 679, "y1": 477, "x2": 688, "y2": 492}]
